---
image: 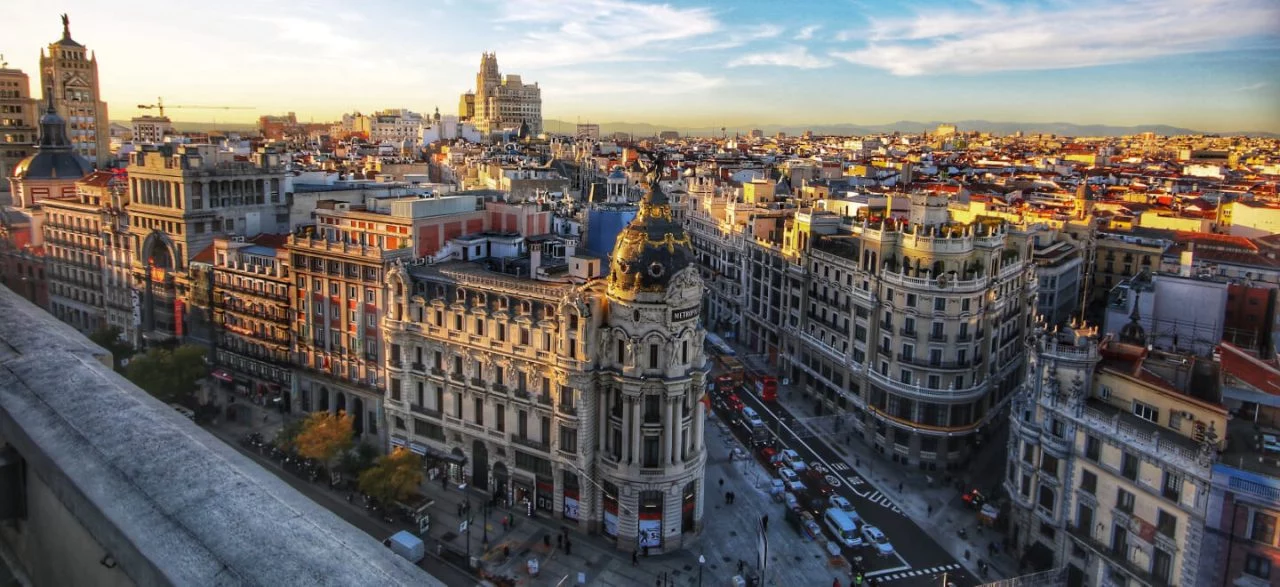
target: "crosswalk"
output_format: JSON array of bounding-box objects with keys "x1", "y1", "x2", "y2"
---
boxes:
[{"x1": 870, "y1": 563, "x2": 963, "y2": 583}]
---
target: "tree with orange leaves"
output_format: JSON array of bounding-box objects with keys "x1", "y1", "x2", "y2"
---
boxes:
[
  {"x1": 358, "y1": 447, "x2": 425, "y2": 507},
  {"x1": 294, "y1": 410, "x2": 354, "y2": 467}
]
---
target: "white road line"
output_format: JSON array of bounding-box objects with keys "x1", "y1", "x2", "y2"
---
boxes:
[{"x1": 866, "y1": 564, "x2": 911, "y2": 577}]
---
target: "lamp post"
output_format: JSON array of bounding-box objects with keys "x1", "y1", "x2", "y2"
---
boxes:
[
  {"x1": 482, "y1": 499, "x2": 490, "y2": 550},
  {"x1": 464, "y1": 497, "x2": 473, "y2": 564},
  {"x1": 698, "y1": 554, "x2": 706, "y2": 587}
]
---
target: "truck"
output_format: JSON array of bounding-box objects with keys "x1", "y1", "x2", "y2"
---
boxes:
[{"x1": 384, "y1": 530, "x2": 425, "y2": 564}]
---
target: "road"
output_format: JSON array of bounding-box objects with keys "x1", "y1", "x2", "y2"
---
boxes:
[
  {"x1": 715, "y1": 386, "x2": 981, "y2": 586},
  {"x1": 203, "y1": 425, "x2": 478, "y2": 587}
]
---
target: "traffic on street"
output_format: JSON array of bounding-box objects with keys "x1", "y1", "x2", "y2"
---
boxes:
[{"x1": 708, "y1": 355, "x2": 980, "y2": 586}]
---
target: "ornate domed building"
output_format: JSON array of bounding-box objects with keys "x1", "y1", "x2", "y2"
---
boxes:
[
  {"x1": 381, "y1": 160, "x2": 708, "y2": 553},
  {"x1": 9, "y1": 92, "x2": 93, "y2": 209}
]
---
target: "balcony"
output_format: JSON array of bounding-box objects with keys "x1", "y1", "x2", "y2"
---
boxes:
[
  {"x1": 956, "y1": 333, "x2": 972, "y2": 343},
  {"x1": 409, "y1": 403, "x2": 441, "y2": 419},
  {"x1": 899, "y1": 327, "x2": 917, "y2": 338},
  {"x1": 1066, "y1": 524, "x2": 1157, "y2": 586},
  {"x1": 510, "y1": 434, "x2": 549, "y2": 453},
  {"x1": 929, "y1": 332, "x2": 948, "y2": 342},
  {"x1": 0, "y1": 285, "x2": 434, "y2": 587}
]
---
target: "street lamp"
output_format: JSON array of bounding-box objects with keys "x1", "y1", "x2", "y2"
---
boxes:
[
  {"x1": 482, "y1": 499, "x2": 490, "y2": 550},
  {"x1": 698, "y1": 554, "x2": 706, "y2": 587},
  {"x1": 464, "y1": 497, "x2": 473, "y2": 565}
]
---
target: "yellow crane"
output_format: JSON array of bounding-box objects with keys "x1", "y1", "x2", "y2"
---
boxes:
[{"x1": 136, "y1": 97, "x2": 254, "y2": 117}]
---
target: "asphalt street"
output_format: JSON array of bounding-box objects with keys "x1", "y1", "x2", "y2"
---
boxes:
[{"x1": 717, "y1": 387, "x2": 981, "y2": 587}]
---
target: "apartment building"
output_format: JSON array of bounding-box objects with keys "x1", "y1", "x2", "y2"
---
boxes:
[
  {"x1": 42, "y1": 172, "x2": 116, "y2": 334},
  {"x1": 1089, "y1": 231, "x2": 1169, "y2": 312},
  {"x1": 130, "y1": 115, "x2": 172, "y2": 144},
  {"x1": 463, "y1": 53, "x2": 542, "y2": 136},
  {"x1": 1034, "y1": 236, "x2": 1084, "y2": 326},
  {"x1": 0, "y1": 66, "x2": 39, "y2": 191},
  {"x1": 211, "y1": 235, "x2": 293, "y2": 409},
  {"x1": 791, "y1": 194, "x2": 1038, "y2": 469},
  {"x1": 1006, "y1": 321, "x2": 1226, "y2": 586},
  {"x1": 382, "y1": 179, "x2": 708, "y2": 552},
  {"x1": 125, "y1": 144, "x2": 287, "y2": 343},
  {"x1": 682, "y1": 171, "x2": 745, "y2": 337}
]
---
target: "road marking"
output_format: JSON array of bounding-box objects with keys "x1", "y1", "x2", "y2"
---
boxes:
[
  {"x1": 748, "y1": 398, "x2": 905, "y2": 516},
  {"x1": 830, "y1": 462, "x2": 850, "y2": 471},
  {"x1": 865, "y1": 564, "x2": 911, "y2": 577},
  {"x1": 846, "y1": 476, "x2": 864, "y2": 486},
  {"x1": 872, "y1": 565, "x2": 965, "y2": 584}
]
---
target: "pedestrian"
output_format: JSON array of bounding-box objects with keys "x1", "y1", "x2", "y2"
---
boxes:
[
  {"x1": 898, "y1": 482, "x2": 903, "y2": 492},
  {"x1": 557, "y1": 534, "x2": 564, "y2": 549},
  {"x1": 833, "y1": 579, "x2": 841, "y2": 587},
  {"x1": 927, "y1": 504, "x2": 932, "y2": 515},
  {"x1": 501, "y1": 517, "x2": 509, "y2": 532},
  {"x1": 738, "y1": 559, "x2": 745, "y2": 574},
  {"x1": 457, "y1": 503, "x2": 463, "y2": 517},
  {"x1": 632, "y1": 551, "x2": 639, "y2": 567},
  {"x1": 719, "y1": 478, "x2": 725, "y2": 489},
  {"x1": 544, "y1": 533, "x2": 551, "y2": 548},
  {"x1": 564, "y1": 540, "x2": 572, "y2": 556}
]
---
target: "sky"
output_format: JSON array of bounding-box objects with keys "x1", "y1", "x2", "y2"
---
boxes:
[{"x1": 4, "y1": 0, "x2": 1279, "y2": 133}]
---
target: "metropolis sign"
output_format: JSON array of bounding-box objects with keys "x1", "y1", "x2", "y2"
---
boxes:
[{"x1": 671, "y1": 306, "x2": 699, "y2": 322}]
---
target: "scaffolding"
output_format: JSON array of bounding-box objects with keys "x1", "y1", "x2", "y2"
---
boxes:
[{"x1": 976, "y1": 567, "x2": 1067, "y2": 587}]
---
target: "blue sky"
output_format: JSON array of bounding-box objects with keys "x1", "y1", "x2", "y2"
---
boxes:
[{"x1": 5, "y1": 0, "x2": 1279, "y2": 132}]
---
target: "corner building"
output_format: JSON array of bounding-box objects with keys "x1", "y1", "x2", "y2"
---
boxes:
[{"x1": 383, "y1": 179, "x2": 708, "y2": 552}]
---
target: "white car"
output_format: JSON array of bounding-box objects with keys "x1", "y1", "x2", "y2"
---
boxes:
[
  {"x1": 861, "y1": 525, "x2": 894, "y2": 556},
  {"x1": 829, "y1": 495, "x2": 855, "y2": 513},
  {"x1": 778, "y1": 468, "x2": 806, "y2": 492},
  {"x1": 741, "y1": 407, "x2": 765, "y2": 428}
]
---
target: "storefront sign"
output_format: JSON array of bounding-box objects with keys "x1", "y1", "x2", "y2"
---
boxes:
[
  {"x1": 563, "y1": 493, "x2": 579, "y2": 521},
  {"x1": 671, "y1": 306, "x2": 699, "y2": 322},
  {"x1": 409, "y1": 442, "x2": 428, "y2": 456}
]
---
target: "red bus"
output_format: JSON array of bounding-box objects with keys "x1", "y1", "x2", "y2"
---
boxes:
[
  {"x1": 750, "y1": 374, "x2": 778, "y2": 402},
  {"x1": 714, "y1": 374, "x2": 737, "y2": 393}
]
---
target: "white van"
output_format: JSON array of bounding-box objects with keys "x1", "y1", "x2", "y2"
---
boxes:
[
  {"x1": 823, "y1": 508, "x2": 863, "y2": 548},
  {"x1": 385, "y1": 530, "x2": 425, "y2": 564}
]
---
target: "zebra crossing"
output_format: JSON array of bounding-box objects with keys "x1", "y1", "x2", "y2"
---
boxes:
[{"x1": 871, "y1": 563, "x2": 963, "y2": 583}]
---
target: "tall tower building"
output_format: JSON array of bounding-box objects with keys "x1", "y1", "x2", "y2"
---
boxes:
[
  {"x1": 0, "y1": 65, "x2": 39, "y2": 192},
  {"x1": 461, "y1": 53, "x2": 541, "y2": 137},
  {"x1": 39, "y1": 15, "x2": 110, "y2": 167}
]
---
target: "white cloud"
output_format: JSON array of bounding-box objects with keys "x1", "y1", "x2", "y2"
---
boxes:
[
  {"x1": 794, "y1": 25, "x2": 820, "y2": 41},
  {"x1": 831, "y1": 0, "x2": 1280, "y2": 76},
  {"x1": 542, "y1": 70, "x2": 725, "y2": 96},
  {"x1": 728, "y1": 45, "x2": 832, "y2": 69},
  {"x1": 495, "y1": 0, "x2": 721, "y2": 67},
  {"x1": 691, "y1": 24, "x2": 784, "y2": 51},
  {"x1": 1233, "y1": 82, "x2": 1269, "y2": 92}
]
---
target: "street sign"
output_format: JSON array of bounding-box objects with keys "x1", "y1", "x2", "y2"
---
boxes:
[{"x1": 459, "y1": 519, "x2": 469, "y2": 533}]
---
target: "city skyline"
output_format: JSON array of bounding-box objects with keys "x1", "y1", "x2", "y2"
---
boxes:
[{"x1": 3, "y1": 0, "x2": 1279, "y2": 133}]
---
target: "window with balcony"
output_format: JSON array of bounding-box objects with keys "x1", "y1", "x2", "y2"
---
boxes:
[
  {"x1": 1077, "y1": 504, "x2": 1094, "y2": 534},
  {"x1": 390, "y1": 378, "x2": 402, "y2": 401},
  {"x1": 1251, "y1": 512, "x2": 1277, "y2": 544},
  {"x1": 1111, "y1": 525, "x2": 1129, "y2": 558},
  {"x1": 559, "y1": 426, "x2": 578, "y2": 454},
  {"x1": 453, "y1": 393, "x2": 462, "y2": 418},
  {"x1": 474, "y1": 397, "x2": 484, "y2": 426},
  {"x1": 1023, "y1": 442, "x2": 1035, "y2": 464},
  {"x1": 495, "y1": 403, "x2": 505, "y2": 432},
  {"x1": 1120, "y1": 452, "x2": 1139, "y2": 480},
  {"x1": 1156, "y1": 509, "x2": 1176, "y2": 538},
  {"x1": 517, "y1": 410, "x2": 528, "y2": 439},
  {"x1": 1041, "y1": 453, "x2": 1060, "y2": 479},
  {"x1": 1081, "y1": 469, "x2": 1097, "y2": 495},
  {"x1": 1038, "y1": 485, "x2": 1056, "y2": 515}
]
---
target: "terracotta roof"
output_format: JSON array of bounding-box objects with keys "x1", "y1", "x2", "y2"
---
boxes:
[
  {"x1": 1174, "y1": 231, "x2": 1258, "y2": 252},
  {"x1": 1219, "y1": 342, "x2": 1280, "y2": 395},
  {"x1": 191, "y1": 243, "x2": 216, "y2": 264},
  {"x1": 249, "y1": 234, "x2": 289, "y2": 249},
  {"x1": 77, "y1": 170, "x2": 116, "y2": 188}
]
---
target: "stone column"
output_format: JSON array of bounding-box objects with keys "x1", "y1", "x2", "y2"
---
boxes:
[
  {"x1": 622, "y1": 396, "x2": 633, "y2": 463},
  {"x1": 661, "y1": 398, "x2": 673, "y2": 466},
  {"x1": 630, "y1": 397, "x2": 642, "y2": 465},
  {"x1": 598, "y1": 388, "x2": 608, "y2": 453},
  {"x1": 692, "y1": 401, "x2": 704, "y2": 452},
  {"x1": 674, "y1": 402, "x2": 684, "y2": 464}
]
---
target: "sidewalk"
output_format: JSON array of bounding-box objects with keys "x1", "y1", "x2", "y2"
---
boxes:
[
  {"x1": 734, "y1": 339, "x2": 1020, "y2": 583},
  {"x1": 412, "y1": 411, "x2": 853, "y2": 586}
]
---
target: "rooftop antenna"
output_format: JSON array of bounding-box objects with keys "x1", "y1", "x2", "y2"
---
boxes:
[{"x1": 0, "y1": 54, "x2": 7, "y2": 69}]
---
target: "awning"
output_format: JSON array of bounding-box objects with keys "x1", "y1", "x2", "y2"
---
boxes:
[
  {"x1": 390, "y1": 437, "x2": 407, "y2": 448},
  {"x1": 408, "y1": 442, "x2": 427, "y2": 456},
  {"x1": 211, "y1": 369, "x2": 233, "y2": 383}
]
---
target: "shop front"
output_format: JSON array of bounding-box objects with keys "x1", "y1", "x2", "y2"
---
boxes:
[
  {"x1": 535, "y1": 478, "x2": 554, "y2": 514},
  {"x1": 638, "y1": 490, "x2": 664, "y2": 549},
  {"x1": 602, "y1": 481, "x2": 619, "y2": 538},
  {"x1": 562, "y1": 470, "x2": 580, "y2": 524}
]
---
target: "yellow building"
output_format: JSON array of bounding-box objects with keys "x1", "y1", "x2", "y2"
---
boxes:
[
  {"x1": 39, "y1": 15, "x2": 110, "y2": 166},
  {"x1": 1006, "y1": 320, "x2": 1225, "y2": 586}
]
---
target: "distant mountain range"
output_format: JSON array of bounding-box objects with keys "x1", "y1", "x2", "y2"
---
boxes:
[
  {"x1": 116, "y1": 119, "x2": 1277, "y2": 139},
  {"x1": 545, "y1": 119, "x2": 1279, "y2": 139}
]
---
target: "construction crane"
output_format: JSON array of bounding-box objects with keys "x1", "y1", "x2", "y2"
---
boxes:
[{"x1": 135, "y1": 97, "x2": 254, "y2": 117}]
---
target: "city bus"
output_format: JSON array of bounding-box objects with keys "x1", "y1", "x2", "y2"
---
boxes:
[
  {"x1": 750, "y1": 373, "x2": 778, "y2": 402},
  {"x1": 717, "y1": 356, "x2": 745, "y2": 386}
]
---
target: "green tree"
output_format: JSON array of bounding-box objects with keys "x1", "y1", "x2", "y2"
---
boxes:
[
  {"x1": 125, "y1": 344, "x2": 208, "y2": 404},
  {"x1": 88, "y1": 325, "x2": 135, "y2": 371},
  {"x1": 295, "y1": 410, "x2": 354, "y2": 467},
  {"x1": 336, "y1": 442, "x2": 379, "y2": 479},
  {"x1": 358, "y1": 448, "x2": 424, "y2": 507},
  {"x1": 274, "y1": 418, "x2": 306, "y2": 452}
]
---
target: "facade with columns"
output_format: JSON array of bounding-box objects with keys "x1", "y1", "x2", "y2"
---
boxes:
[
  {"x1": 1004, "y1": 318, "x2": 1226, "y2": 586},
  {"x1": 382, "y1": 176, "x2": 708, "y2": 552},
  {"x1": 125, "y1": 144, "x2": 286, "y2": 342}
]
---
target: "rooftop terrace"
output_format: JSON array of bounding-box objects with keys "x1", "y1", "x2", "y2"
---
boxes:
[{"x1": 0, "y1": 285, "x2": 440, "y2": 587}]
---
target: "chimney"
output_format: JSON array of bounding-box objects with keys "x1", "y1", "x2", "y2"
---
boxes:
[
  {"x1": 530, "y1": 242, "x2": 543, "y2": 280},
  {"x1": 1180, "y1": 242, "x2": 1195, "y2": 277}
]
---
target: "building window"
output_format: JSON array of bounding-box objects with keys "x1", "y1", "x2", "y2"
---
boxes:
[
  {"x1": 394, "y1": 417, "x2": 405, "y2": 430},
  {"x1": 474, "y1": 397, "x2": 484, "y2": 426},
  {"x1": 1037, "y1": 485, "x2": 1056, "y2": 515},
  {"x1": 1040, "y1": 453, "x2": 1060, "y2": 478},
  {"x1": 390, "y1": 378, "x2": 401, "y2": 401},
  {"x1": 1245, "y1": 554, "x2": 1272, "y2": 579},
  {"x1": 1152, "y1": 548, "x2": 1173, "y2": 583},
  {"x1": 934, "y1": 297, "x2": 945, "y2": 311},
  {"x1": 1120, "y1": 452, "x2": 1139, "y2": 481},
  {"x1": 495, "y1": 403, "x2": 505, "y2": 432},
  {"x1": 1080, "y1": 469, "x2": 1097, "y2": 495},
  {"x1": 1162, "y1": 472, "x2": 1181, "y2": 502},
  {"x1": 643, "y1": 435, "x2": 660, "y2": 467},
  {"x1": 649, "y1": 344, "x2": 659, "y2": 369},
  {"x1": 1156, "y1": 509, "x2": 1176, "y2": 538},
  {"x1": 1132, "y1": 400, "x2": 1158, "y2": 423},
  {"x1": 559, "y1": 426, "x2": 577, "y2": 454},
  {"x1": 1116, "y1": 488, "x2": 1135, "y2": 514},
  {"x1": 1077, "y1": 504, "x2": 1094, "y2": 534},
  {"x1": 1085, "y1": 435, "x2": 1100, "y2": 461},
  {"x1": 1251, "y1": 512, "x2": 1277, "y2": 544}
]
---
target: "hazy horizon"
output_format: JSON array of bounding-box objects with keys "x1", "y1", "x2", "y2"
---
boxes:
[{"x1": 7, "y1": 0, "x2": 1279, "y2": 133}]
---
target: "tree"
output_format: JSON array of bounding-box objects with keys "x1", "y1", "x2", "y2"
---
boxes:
[
  {"x1": 89, "y1": 325, "x2": 135, "y2": 371},
  {"x1": 294, "y1": 410, "x2": 354, "y2": 466},
  {"x1": 125, "y1": 344, "x2": 207, "y2": 404},
  {"x1": 358, "y1": 448, "x2": 424, "y2": 507},
  {"x1": 274, "y1": 418, "x2": 305, "y2": 452},
  {"x1": 336, "y1": 442, "x2": 380, "y2": 479}
]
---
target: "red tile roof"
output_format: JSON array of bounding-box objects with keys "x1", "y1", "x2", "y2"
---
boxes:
[
  {"x1": 77, "y1": 171, "x2": 115, "y2": 188},
  {"x1": 1219, "y1": 342, "x2": 1280, "y2": 395},
  {"x1": 191, "y1": 243, "x2": 216, "y2": 264}
]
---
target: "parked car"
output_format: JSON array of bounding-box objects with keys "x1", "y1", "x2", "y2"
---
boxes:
[
  {"x1": 741, "y1": 407, "x2": 765, "y2": 428},
  {"x1": 758, "y1": 446, "x2": 780, "y2": 469},
  {"x1": 783, "y1": 491, "x2": 800, "y2": 512},
  {"x1": 861, "y1": 525, "x2": 894, "y2": 556},
  {"x1": 829, "y1": 495, "x2": 855, "y2": 513},
  {"x1": 778, "y1": 468, "x2": 806, "y2": 493},
  {"x1": 779, "y1": 449, "x2": 804, "y2": 469}
]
